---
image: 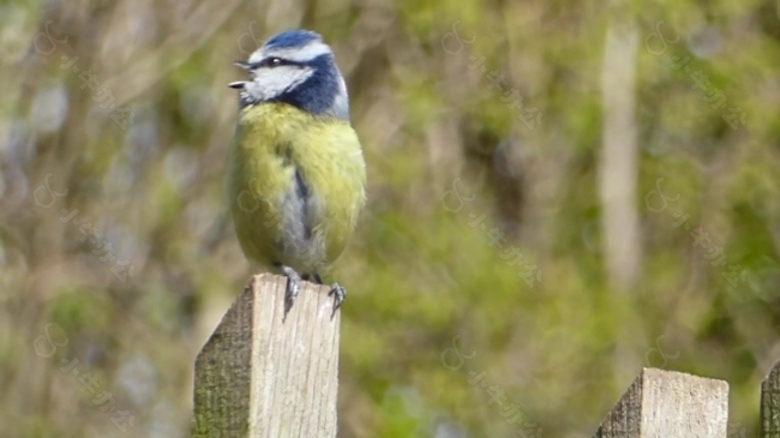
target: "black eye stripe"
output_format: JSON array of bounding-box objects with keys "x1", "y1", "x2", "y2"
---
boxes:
[{"x1": 251, "y1": 57, "x2": 298, "y2": 69}]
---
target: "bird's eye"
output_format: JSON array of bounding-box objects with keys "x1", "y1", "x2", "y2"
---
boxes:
[{"x1": 255, "y1": 57, "x2": 292, "y2": 69}]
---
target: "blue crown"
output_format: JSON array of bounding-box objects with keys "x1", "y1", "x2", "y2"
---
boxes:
[{"x1": 264, "y1": 30, "x2": 322, "y2": 50}]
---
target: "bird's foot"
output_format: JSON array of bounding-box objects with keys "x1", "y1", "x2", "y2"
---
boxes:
[
  {"x1": 312, "y1": 272, "x2": 346, "y2": 318},
  {"x1": 275, "y1": 264, "x2": 301, "y2": 321},
  {"x1": 328, "y1": 283, "x2": 346, "y2": 319}
]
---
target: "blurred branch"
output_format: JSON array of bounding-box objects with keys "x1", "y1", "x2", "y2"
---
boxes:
[
  {"x1": 103, "y1": 0, "x2": 243, "y2": 107},
  {"x1": 599, "y1": 21, "x2": 642, "y2": 292}
]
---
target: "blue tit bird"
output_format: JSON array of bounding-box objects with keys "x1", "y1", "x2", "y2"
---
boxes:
[{"x1": 226, "y1": 29, "x2": 366, "y2": 318}]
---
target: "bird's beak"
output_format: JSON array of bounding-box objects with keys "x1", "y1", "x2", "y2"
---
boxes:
[{"x1": 230, "y1": 61, "x2": 252, "y2": 88}]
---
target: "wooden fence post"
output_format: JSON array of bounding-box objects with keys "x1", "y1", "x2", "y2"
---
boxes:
[
  {"x1": 761, "y1": 359, "x2": 780, "y2": 437},
  {"x1": 192, "y1": 273, "x2": 340, "y2": 437},
  {"x1": 593, "y1": 367, "x2": 729, "y2": 437}
]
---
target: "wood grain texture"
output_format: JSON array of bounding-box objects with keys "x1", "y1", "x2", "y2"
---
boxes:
[
  {"x1": 192, "y1": 273, "x2": 340, "y2": 437},
  {"x1": 761, "y1": 360, "x2": 780, "y2": 437},
  {"x1": 594, "y1": 368, "x2": 729, "y2": 438}
]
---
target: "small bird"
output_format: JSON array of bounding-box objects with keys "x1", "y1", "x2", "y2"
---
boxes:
[{"x1": 226, "y1": 29, "x2": 366, "y2": 318}]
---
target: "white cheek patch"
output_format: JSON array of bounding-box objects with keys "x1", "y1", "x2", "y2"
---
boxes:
[{"x1": 247, "y1": 66, "x2": 314, "y2": 101}]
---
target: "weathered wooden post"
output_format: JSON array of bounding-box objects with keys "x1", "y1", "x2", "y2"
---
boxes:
[
  {"x1": 761, "y1": 359, "x2": 780, "y2": 437},
  {"x1": 192, "y1": 274, "x2": 340, "y2": 437},
  {"x1": 593, "y1": 368, "x2": 729, "y2": 437}
]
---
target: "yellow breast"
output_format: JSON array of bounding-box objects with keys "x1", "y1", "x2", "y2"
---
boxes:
[{"x1": 226, "y1": 103, "x2": 366, "y2": 273}]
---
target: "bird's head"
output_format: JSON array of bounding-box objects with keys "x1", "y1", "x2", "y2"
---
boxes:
[{"x1": 230, "y1": 29, "x2": 349, "y2": 120}]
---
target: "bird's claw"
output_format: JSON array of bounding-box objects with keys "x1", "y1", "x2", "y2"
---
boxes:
[
  {"x1": 278, "y1": 266, "x2": 345, "y2": 320},
  {"x1": 277, "y1": 265, "x2": 302, "y2": 321},
  {"x1": 328, "y1": 283, "x2": 346, "y2": 318}
]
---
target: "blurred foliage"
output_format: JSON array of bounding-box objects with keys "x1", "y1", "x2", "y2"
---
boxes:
[{"x1": 1, "y1": 0, "x2": 780, "y2": 437}]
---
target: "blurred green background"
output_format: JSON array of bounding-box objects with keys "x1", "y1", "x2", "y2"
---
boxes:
[{"x1": 1, "y1": 0, "x2": 779, "y2": 436}]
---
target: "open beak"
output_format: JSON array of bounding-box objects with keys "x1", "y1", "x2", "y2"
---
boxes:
[{"x1": 229, "y1": 61, "x2": 252, "y2": 89}]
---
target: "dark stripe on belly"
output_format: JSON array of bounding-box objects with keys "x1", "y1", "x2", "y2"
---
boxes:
[{"x1": 294, "y1": 168, "x2": 312, "y2": 240}]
